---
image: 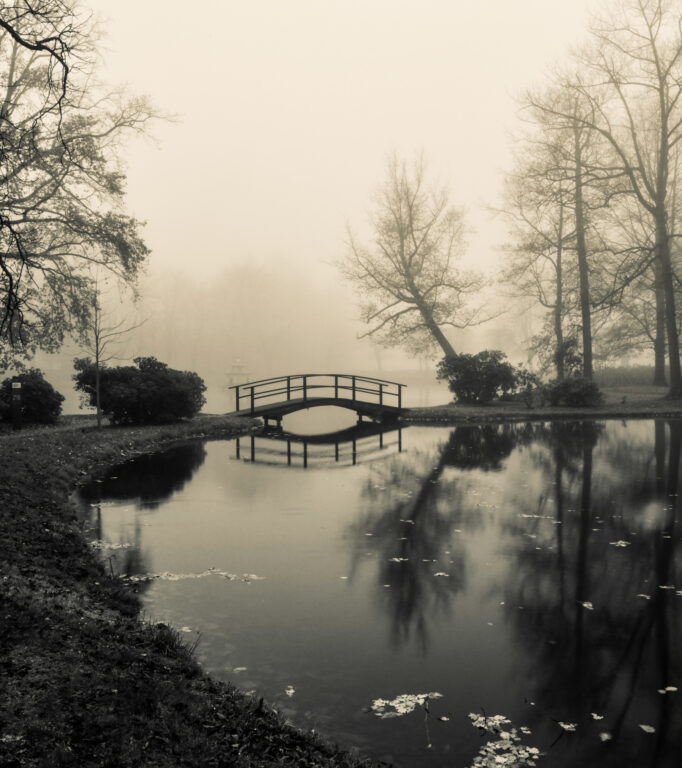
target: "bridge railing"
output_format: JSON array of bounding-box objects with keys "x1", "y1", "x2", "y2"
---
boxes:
[{"x1": 229, "y1": 373, "x2": 405, "y2": 415}]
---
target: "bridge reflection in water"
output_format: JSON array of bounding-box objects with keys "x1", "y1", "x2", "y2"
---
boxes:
[{"x1": 234, "y1": 421, "x2": 403, "y2": 468}]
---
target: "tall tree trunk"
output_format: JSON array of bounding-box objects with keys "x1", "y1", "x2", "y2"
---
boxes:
[
  {"x1": 653, "y1": 260, "x2": 667, "y2": 386},
  {"x1": 656, "y1": 212, "x2": 682, "y2": 397},
  {"x1": 554, "y1": 205, "x2": 565, "y2": 379},
  {"x1": 573, "y1": 125, "x2": 593, "y2": 380}
]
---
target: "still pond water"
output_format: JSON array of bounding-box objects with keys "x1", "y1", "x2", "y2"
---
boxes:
[{"x1": 76, "y1": 415, "x2": 682, "y2": 767}]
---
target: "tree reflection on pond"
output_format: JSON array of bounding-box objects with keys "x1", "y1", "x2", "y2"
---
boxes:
[
  {"x1": 347, "y1": 423, "x2": 535, "y2": 652},
  {"x1": 500, "y1": 420, "x2": 682, "y2": 766}
]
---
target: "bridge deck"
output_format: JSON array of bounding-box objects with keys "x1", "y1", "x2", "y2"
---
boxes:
[{"x1": 234, "y1": 396, "x2": 403, "y2": 422}]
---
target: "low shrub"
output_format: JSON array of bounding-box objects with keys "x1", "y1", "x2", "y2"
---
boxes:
[
  {"x1": 73, "y1": 356, "x2": 206, "y2": 425},
  {"x1": 543, "y1": 376, "x2": 604, "y2": 407},
  {"x1": 0, "y1": 368, "x2": 65, "y2": 424},
  {"x1": 437, "y1": 351, "x2": 540, "y2": 404}
]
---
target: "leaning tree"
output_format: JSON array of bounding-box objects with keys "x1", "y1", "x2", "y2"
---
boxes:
[
  {"x1": 0, "y1": 0, "x2": 157, "y2": 367},
  {"x1": 340, "y1": 152, "x2": 482, "y2": 358}
]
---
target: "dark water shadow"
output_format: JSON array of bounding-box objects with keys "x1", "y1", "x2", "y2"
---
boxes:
[{"x1": 79, "y1": 442, "x2": 208, "y2": 510}]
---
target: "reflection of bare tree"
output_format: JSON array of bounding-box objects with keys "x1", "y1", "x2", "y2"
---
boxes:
[
  {"x1": 502, "y1": 420, "x2": 682, "y2": 767},
  {"x1": 348, "y1": 424, "x2": 531, "y2": 653}
]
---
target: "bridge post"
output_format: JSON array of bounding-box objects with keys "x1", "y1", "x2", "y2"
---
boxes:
[
  {"x1": 250, "y1": 387, "x2": 255, "y2": 416},
  {"x1": 352, "y1": 375, "x2": 356, "y2": 401},
  {"x1": 398, "y1": 384, "x2": 402, "y2": 409},
  {"x1": 287, "y1": 440, "x2": 291, "y2": 465},
  {"x1": 379, "y1": 382, "x2": 383, "y2": 405},
  {"x1": 235, "y1": 386, "x2": 240, "y2": 412},
  {"x1": 287, "y1": 376, "x2": 291, "y2": 400},
  {"x1": 235, "y1": 438, "x2": 240, "y2": 459},
  {"x1": 303, "y1": 441, "x2": 308, "y2": 468},
  {"x1": 303, "y1": 375, "x2": 307, "y2": 401},
  {"x1": 250, "y1": 435, "x2": 255, "y2": 462},
  {"x1": 334, "y1": 375, "x2": 338, "y2": 399},
  {"x1": 335, "y1": 442, "x2": 339, "y2": 462}
]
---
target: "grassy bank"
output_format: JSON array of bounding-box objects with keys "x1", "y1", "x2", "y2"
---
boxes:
[
  {"x1": 401, "y1": 385, "x2": 682, "y2": 424},
  {"x1": 0, "y1": 415, "x2": 374, "y2": 768}
]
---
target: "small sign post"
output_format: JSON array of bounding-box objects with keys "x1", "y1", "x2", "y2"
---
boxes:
[{"x1": 11, "y1": 381, "x2": 22, "y2": 431}]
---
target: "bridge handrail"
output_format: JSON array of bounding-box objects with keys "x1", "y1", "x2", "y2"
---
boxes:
[
  {"x1": 229, "y1": 373, "x2": 406, "y2": 414},
  {"x1": 228, "y1": 373, "x2": 405, "y2": 390}
]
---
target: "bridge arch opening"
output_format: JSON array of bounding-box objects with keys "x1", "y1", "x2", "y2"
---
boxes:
[{"x1": 283, "y1": 405, "x2": 358, "y2": 435}]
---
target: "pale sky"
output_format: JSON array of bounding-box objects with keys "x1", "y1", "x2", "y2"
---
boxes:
[
  {"x1": 44, "y1": 1, "x2": 602, "y2": 409},
  {"x1": 90, "y1": 0, "x2": 595, "y2": 285}
]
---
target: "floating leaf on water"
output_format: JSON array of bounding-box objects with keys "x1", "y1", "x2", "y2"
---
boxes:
[
  {"x1": 180, "y1": 626, "x2": 192, "y2": 633},
  {"x1": 487, "y1": 622, "x2": 494, "y2": 626},
  {"x1": 599, "y1": 732, "x2": 612, "y2": 742},
  {"x1": 438, "y1": 716, "x2": 450, "y2": 722},
  {"x1": 666, "y1": 686, "x2": 678, "y2": 692},
  {"x1": 609, "y1": 540, "x2": 631, "y2": 547},
  {"x1": 658, "y1": 584, "x2": 675, "y2": 590},
  {"x1": 365, "y1": 533, "x2": 373, "y2": 536},
  {"x1": 371, "y1": 692, "x2": 443, "y2": 719},
  {"x1": 339, "y1": 576, "x2": 348, "y2": 580},
  {"x1": 639, "y1": 724, "x2": 656, "y2": 733},
  {"x1": 591, "y1": 713, "x2": 603, "y2": 720},
  {"x1": 558, "y1": 721, "x2": 577, "y2": 731},
  {"x1": 636, "y1": 594, "x2": 652, "y2": 600},
  {"x1": 399, "y1": 519, "x2": 415, "y2": 525},
  {"x1": 389, "y1": 557, "x2": 409, "y2": 563},
  {"x1": 579, "y1": 601, "x2": 594, "y2": 610},
  {"x1": 434, "y1": 572, "x2": 449, "y2": 577},
  {"x1": 123, "y1": 569, "x2": 266, "y2": 583},
  {"x1": 285, "y1": 685, "x2": 295, "y2": 697},
  {"x1": 383, "y1": 584, "x2": 391, "y2": 588},
  {"x1": 519, "y1": 726, "x2": 531, "y2": 735},
  {"x1": 233, "y1": 667, "x2": 247, "y2": 673}
]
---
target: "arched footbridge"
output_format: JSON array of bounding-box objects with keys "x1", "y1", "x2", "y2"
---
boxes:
[{"x1": 229, "y1": 374, "x2": 406, "y2": 424}]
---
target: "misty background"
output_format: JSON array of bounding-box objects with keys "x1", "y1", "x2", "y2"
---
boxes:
[{"x1": 34, "y1": 0, "x2": 595, "y2": 412}]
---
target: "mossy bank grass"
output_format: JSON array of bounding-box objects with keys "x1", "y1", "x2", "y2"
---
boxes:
[{"x1": 0, "y1": 416, "x2": 374, "y2": 768}]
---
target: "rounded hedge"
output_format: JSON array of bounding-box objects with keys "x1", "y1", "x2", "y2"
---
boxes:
[{"x1": 0, "y1": 369, "x2": 65, "y2": 424}]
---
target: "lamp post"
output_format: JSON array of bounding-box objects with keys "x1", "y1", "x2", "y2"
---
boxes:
[{"x1": 11, "y1": 381, "x2": 22, "y2": 431}]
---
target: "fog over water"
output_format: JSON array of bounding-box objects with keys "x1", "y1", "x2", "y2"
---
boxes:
[{"x1": 38, "y1": 1, "x2": 599, "y2": 410}]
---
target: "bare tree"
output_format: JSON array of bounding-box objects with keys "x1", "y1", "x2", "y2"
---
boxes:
[
  {"x1": 0, "y1": 0, "x2": 158, "y2": 367},
  {"x1": 340, "y1": 153, "x2": 482, "y2": 358},
  {"x1": 500, "y1": 132, "x2": 577, "y2": 378},
  {"x1": 76, "y1": 277, "x2": 145, "y2": 428}
]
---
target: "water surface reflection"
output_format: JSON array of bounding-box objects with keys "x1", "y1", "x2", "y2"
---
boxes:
[{"x1": 76, "y1": 420, "x2": 682, "y2": 767}]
